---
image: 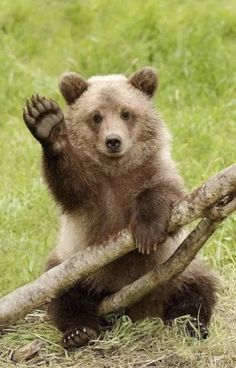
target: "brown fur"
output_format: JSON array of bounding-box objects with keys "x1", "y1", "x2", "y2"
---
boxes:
[
  {"x1": 59, "y1": 72, "x2": 88, "y2": 105},
  {"x1": 129, "y1": 67, "x2": 158, "y2": 97},
  {"x1": 23, "y1": 67, "x2": 217, "y2": 348}
]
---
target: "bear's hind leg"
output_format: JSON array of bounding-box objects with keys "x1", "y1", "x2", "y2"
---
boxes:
[
  {"x1": 163, "y1": 262, "x2": 218, "y2": 339},
  {"x1": 47, "y1": 284, "x2": 103, "y2": 349}
]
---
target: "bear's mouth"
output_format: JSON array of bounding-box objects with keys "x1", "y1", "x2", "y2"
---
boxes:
[
  {"x1": 97, "y1": 147, "x2": 126, "y2": 160},
  {"x1": 104, "y1": 151, "x2": 125, "y2": 159}
]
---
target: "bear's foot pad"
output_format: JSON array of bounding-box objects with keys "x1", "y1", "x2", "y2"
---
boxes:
[
  {"x1": 62, "y1": 326, "x2": 98, "y2": 349},
  {"x1": 185, "y1": 318, "x2": 209, "y2": 340}
]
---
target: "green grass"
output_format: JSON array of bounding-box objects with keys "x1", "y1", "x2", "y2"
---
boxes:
[{"x1": 0, "y1": 0, "x2": 236, "y2": 366}]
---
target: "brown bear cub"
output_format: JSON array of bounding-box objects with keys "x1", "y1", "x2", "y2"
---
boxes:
[{"x1": 23, "y1": 67, "x2": 217, "y2": 349}]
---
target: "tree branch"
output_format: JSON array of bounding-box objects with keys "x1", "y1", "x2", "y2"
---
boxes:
[
  {"x1": 99, "y1": 191, "x2": 236, "y2": 315},
  {"x1": 0, "y1": 164, "x2": 236, "y2": 329},
  {"x1": 169, "y1": 164, "x2": 236, "y2": 231}
]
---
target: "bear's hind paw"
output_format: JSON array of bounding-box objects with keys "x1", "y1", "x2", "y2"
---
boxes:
[
  {"x1": 62, "y1": 326, "x2": 99, "y2": 349},
  {"x1": 185, "y1": 317, "x2": 209, "y2": 340}
]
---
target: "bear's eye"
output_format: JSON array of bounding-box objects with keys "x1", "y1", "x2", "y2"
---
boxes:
[
  {"x1": 121, "y1": 110, "x2": 131, "y2": 121},
  {"x1": 92, "y1": 112, "x2": 103, "y2": 124}
]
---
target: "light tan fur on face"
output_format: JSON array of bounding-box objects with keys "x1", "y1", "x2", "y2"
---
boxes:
[
  {"x1": 96, "y1": 110, "x2": 131, "y2": 157},
  {"x1": 64, "y1": 76, "x2": 168, "y2": 176}
]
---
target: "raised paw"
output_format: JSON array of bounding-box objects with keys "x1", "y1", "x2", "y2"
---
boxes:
[
  {"x1": 23, "y1": 95, "x2": 66, "y2": 145},
  {"x1": 62, "y1": 326, "x2": 99, "y2": 349}
]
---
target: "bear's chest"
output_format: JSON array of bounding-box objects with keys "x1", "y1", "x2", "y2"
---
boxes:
[
  {"x1": 85, "y1": 171, "x2": 155, "y2": 245},
  {"x1": 84, "y1": 182, "x2": 134, "y2": 246}
]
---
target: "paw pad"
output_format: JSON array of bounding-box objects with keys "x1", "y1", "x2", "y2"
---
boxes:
[
  {"x1": 62, "y1": 326, "x2": 98, "y2": 349},
  {"x1": 23, "y1": 95, "x2": 65, "y2": 142},
  {"x1": 186, "y1": 318, "x2": 209, "y2": 340}
]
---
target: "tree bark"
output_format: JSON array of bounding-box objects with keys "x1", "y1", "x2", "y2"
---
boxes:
[
  {"x1": 99, "y1": 192, "x2": 236, "y2": 315},
  {"x1": 0, "y1": 164, "x2": 236, "y2": 329}
]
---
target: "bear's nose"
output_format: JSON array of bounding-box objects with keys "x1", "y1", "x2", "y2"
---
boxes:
[{"x1": 105, "y1": 134, "x2": 122, "y2": 152}]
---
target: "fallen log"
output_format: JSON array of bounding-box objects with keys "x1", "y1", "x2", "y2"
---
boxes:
[{"x1": 0, "y1": 164, "x2": 236, "y2": 329}]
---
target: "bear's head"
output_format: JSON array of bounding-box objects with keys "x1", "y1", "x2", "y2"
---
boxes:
[{"x1": 59, "y1": 67, "x2": 169, "y2": 175}]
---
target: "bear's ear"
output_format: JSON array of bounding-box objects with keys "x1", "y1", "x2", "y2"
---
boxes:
[
  {"x1": 128, "y1": 67, "x2": 158, "y2": 97},
  {"x1": 59, "y1": 72, "x2": 88, "y2": 104}
]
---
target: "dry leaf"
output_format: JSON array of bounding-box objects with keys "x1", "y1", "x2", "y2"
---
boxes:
[{"x1": 10, "y1": 340, "x2": 43, "y2": 363}]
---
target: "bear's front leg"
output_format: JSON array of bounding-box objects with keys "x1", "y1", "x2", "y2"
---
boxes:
[
  {"x1": 23, "y1": 95, "x2": 67, "y2": 154},
  {"x1": 23, "y1": 95, "x2": 90, "y2": 211},
  {"x1": 131, "y1": 186, "x2": 174, "y2": 254}
]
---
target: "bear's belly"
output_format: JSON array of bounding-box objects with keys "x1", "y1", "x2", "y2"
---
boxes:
[
  {"x1": 83, "y1": 232, "x2": 185, "y2": 293},
  {"x1": 55, "y1": 212, "x2": 185, "y2": 293},
  {"x1": 83, "y1": 250, "x2": 157, "y2": 293}
]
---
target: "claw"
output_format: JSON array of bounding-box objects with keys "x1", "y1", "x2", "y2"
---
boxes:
[
  {"x1": 50, "y1": 100, "x2": 59, "y2": 110},
  {"x1": 31, "y1": 106, "x2": 40, "y2": 118},
  {"x1": 30, "y1": 95, "x2": 36, "y2": 104},
  {"x1": 26, "y1": 100, "x2": 31, "y2": 113},
  {"x1": 42, "y1": 98, "x2": 52, "y2": 110},
  {"x1": 62, "y1": 326, "x2": 98, "y2": 349},
  {"x1": 58, "y1": 111, "x2": 64, "y2": 120},
  {"x1": 25, "y1": 99, "x2": 39, "y2": 118},
  {"x1": 23, "y1": 109, "x2": 34, "y2": 125}
]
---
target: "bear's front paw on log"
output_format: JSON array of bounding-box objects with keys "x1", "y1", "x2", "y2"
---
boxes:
[
  {"x1": 131, "y1": 217, "x2": 169, "y2": 254},
  {"x1": 23, "y1": 95, "x2": 66, "y2": 148},
  {"x1": 62, "y1": 326, "x2": 99, "y2": 349}
]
